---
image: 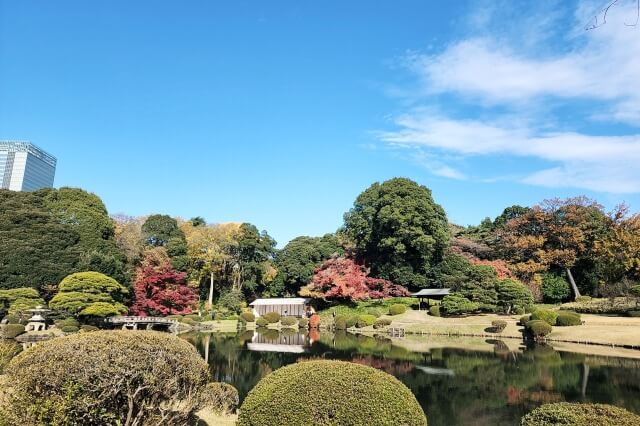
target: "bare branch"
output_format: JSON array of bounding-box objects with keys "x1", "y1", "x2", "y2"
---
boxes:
[{"x1": 586, "y1": 0, "x2": 639, "y2": 30}]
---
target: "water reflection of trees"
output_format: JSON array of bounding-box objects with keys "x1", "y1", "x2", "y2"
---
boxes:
[{"x1": 183, "y1": 332, "x2": 640, "y2": 426}]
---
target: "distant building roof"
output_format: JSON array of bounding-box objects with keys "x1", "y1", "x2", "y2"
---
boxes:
[
  {"x1": 249, "y1": 298, "x2": 309, "y2": 306},
  {"x1": 411, "y1": 289, "x2": 451, "y2": 297}
]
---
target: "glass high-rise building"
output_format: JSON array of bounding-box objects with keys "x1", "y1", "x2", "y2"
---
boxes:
[{"x1": 0, "y1": 141, "x2": 57, "y2": 191}]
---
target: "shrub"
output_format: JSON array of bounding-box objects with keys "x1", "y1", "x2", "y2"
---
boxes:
[
  {"x1": 0, "y1": 341, "x2": 21, "y2": 373},
  {"x1": 575, "y1": 296, "x2": 592, "y2": 303},
  {"x1": 200, "y1": 382, "x2": 239, "y2": 415},
  {"x1": 256, "y1": 318, "x2": 269, "y2": 328},
  {"x1": 441, "y1": 294, "x2": 479, "y2": 315},
  {"x1": 240, "y1": 312, "x2": 255, "y2": 323},
  {"x1": 556, "y1": 311, "x2": 582, "y2": 326},
  {"x1": 628, "y1": 310, "x2": 640, "y2": 317},
  {"x1": 541, "y1": 274, "x2": 571, "y2": 303},
  {"x1": 61, "y1": 325, "x2": 79, "y2": 333},
  {"x1": 561, "y1": 297, "x2": 634, "y2": 314},
  {"x1": 281, "y1": 317, "x2": 297, "y2": 327},
  {"x1": 388, "y1": 304, "x2": 407, "y2": 316},
  {"x1": 309, "y1": 314, "x2": 321, "y2": 329},
  {"x1": 524, "y1": 304, "x2": 535, "y2": 313},
  {"x1": 237, "y1": 360, "x2": 427, "y2": 426},
  {"x1": 56, "y1": 318, "x2": 80, "y2": 328},
  {"x1": 491, "y1": 320, "x2": 507, "y2": 333},
  {"x1": 167, "y1": 315, "x2": 184, "y2": 321},
  {"x1": 181, "y1": 317, "x2": 197, "y2": 326},
  {"x1": 345, "y1": 316, "x2": 358, "y2": 328},
  {"x1": 526, "y1": 320, "x2": 552, "y2": 340},
  {"x1": 373, "y1": 318, "x2": 393, "y2": 329},
  {"x1": 496, "y1": 279, "x2": 534, "y2": 313},
  {"x1": 2, "y1": 324, "x2": 25, "y2": 339},
  {"x1": 80, "y1": 325, "x2": 99, "y2": 332},
  {"x1": 2, "y1": 315, "x2": 20, "y2": 325},
  {"x1": 514, "y1": 306, "x2": 525, "y2": 315},
  {"x1": 519, "y1": 315, "x2": 531, "y2": 326},
  {"x1": 429, "y1": 305, "x2": 440, "y2": 317},
  {"x1": 0, "y1": 331, "x2": 209, "y2": 425},
  {"x1": 521, "y1": 402, "x2": 640, "y2": 426},
  {"x1": 356, "y1": 314, "x2": 376, "y2": 328},
  {"x1": 297, "y1": 317, "x2": 309, "y2": 328},
  {"x1": 530, "y1": 308, "x2": 558, "y2": 325},
  {"x1": 367, "y1": 308, "x2": 382, "y2": 318},
  {"x1": 334, "y1": 315, "x2": 349, "y2": 330},
  {"x1": 263, "y1": 312, "x2": 281, "y2": 324},
  {"x1": 184, "y1": 314, "x2": 204, "y2": 322}
]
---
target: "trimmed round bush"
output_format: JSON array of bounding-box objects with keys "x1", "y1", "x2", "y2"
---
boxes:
[
  {"x1": 530, "y1": 309, "x2": 558, "y2": 326},
  {"x1": 238, "y1": 360, "x2": 427, "y2": 426},
  {"x1": 521, "y1": 402, "x2": 640, "y2": 426},
  {"x1": 334, "y1": 315, "x2": 348, "y2": 330},
  {"x1": 356, "y1": 314, "x2": 376, "y2": 328},
  {"x1": 541, "y1": 274, "x2": 570, "y2": 303},
  {"x1": 184, "y1": 314, "x2": 204, "y2": 322},
  {"x1": 61, "y1": 325, "x2": 79, "y2": 333},
  {"x1": 526, "y1": 320, "x2": 552, "y2": 340},
  {"x1": 255, "y1": 318, "x2": 268, "y2": 328},
  {"x1": 80, "y1": 325, "x2": 99, "y2": 332},
  {"x1": 200, "y1": 382, "x2": 239, "y2": 415},
  {"x1": 56, "y1": 317, "x2": 80, "y2": 328},
  {"x1": 240, "y1": 312, "x2": 255, "y2": 323},
  {"x1": 0, "y1": 331, "x2": 209, "y2": 425},
  {"x1": 519, "y1": 315, "x2": 531, "y2": 326},
  {"x1": 2, "y1": 315, "x2": 20, "y2": 325},
  {"x1": 514, "y1": 306, "x2": 525, "y2": 315},
  {"x1": 556, "y1": 311, "x2": 581, "y2": 326},
  {"x1": 2, "y1": 324, "x2": 25, "y2": 339},
  {"x1": 367, "y1": 308, "x2": 382, "y2": 318},
  {"x1": 263, "y1": 312, "x2": 281, "y2": 324},
  {"x1": 491, "y1": 320, "x2": 507, "y2": 332},
  {"x1": 441, "y1": 294, "x2": 479, "y2": 315},
  {"x1": 345, "y1": 316, "x2": 358, "y2": 328},
  {"x1": 373, "y1": 318, "x2": 392, "y2": 329},
  {"x1": 281, "y1": 317, "x2": 297, "y2": 327},
  {"x1": 181, "y1": 317, "x2": 197, "y2": 326},
  {"x1": 166, "y1": 314, "x2": 183, "y2": 321},
  {"x1": 429, "y1": 305, "x2": 441, "y2": 317},
  {"x1": 389, "y1": 304, "x2": 407, "y2": 316},
  {"x1": 575, "y1": 295, "x2": 592, "y2": 303},
  {"x1": 297, "y1": 317, "x2": 309, "y2": 328}
]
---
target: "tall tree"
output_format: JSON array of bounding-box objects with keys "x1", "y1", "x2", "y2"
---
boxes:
[
  {"x1": 272, "y1": 234, "x2": 344, "y2": 296},
  {"x1": 142, "y1": 215, "x2": 189, "y2": 272},
  {"x1": 236, "y1": 224, "x2": 277, "y2": 298},
  {"x1": 342, "y1": 178, "x2": 449, "y2": 289}
]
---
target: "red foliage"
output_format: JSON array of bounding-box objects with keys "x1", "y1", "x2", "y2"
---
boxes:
[
  {"x1": 306, "y1": 257, "x2": 409, "y2": 302},
  {"x1": 470, "y1": 258, "x2": 514, "y2": 279},
  {"x1": 131, "y1": 248, "x2": 197, "y2": 316},
  {"x1": 309, "y1": 314, "x2": 321, "y2": 329}
]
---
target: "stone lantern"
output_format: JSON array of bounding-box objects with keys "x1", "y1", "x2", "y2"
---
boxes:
[{"x1": 25, "y1": 305, "x2": 50, "y2": 332}]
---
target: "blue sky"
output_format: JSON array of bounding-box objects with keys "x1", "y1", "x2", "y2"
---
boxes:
[{"x1": 2, "y1": 0, "x2": 640, "y2": 245}]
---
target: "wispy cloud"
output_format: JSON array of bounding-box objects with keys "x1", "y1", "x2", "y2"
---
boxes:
[{"x1": 380, "y1": 0, "x2": 640, "y2": 193}]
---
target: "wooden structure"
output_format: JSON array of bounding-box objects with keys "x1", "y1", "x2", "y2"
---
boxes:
[
  {"x1": 247, "y1": 331, "x2": 309, "y2": 353},
  {"x1": 250, "y1": 298, "x2": 310, "y2": 318},
  {"x1": 411, "y1": 288, "x2": 451, "y2": 310},
  {"x1": 105, "y1": 316, "x2": 178, "y2": 332}
]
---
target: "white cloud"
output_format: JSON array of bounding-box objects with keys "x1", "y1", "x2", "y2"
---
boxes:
[{"x1": 379, "y1": 0, "x2": 640, "y2": 193}]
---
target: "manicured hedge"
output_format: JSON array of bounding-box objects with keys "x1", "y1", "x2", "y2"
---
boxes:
[
  {"x1": 80, "y1": 325, "x2": 99, "y2": 332},
  {"x1": 2, "y1": 315, "x2": 20, "y2": 325},
  {"x1": 356, "y1": 314, "x2": 376, "y2": 328},
  {"x1": 297, "y1": 317, "x2": 309, "y2": 328},
  {"x1": 519, "y1": 315, "x2": 531, "y2": 326},
  {"x1": 556, "y1": 311, "x2": 581, "y2": 327},
  {"x1": 334, "y1": 315, "x2": 349, "y2": 330},
  {"x1": 530, "y1": 309, "x2": 558, "y2": 326},
  {"x1": 521, "y1": 402, "x2": 640, "y2": 426},
  {"x1": 237, "y1": 360, "x2": 427, "y2": 426},
  {"x1": 561, "y1": 297, "x2": 634, "y2": 314},
  {"x1": 256, "y1": 318, "x2": 268, "y2": 328},
  {"x1": 345, "y1": 316, "x2": 358, "y2": 328},
  {"x1": 389, "y1": 304, "x2": 407, "y2": 316},
  {"x1": 240, "y1": 312, "x2": 256, "y2": 323},
  {"x1": 2, "y1": 324, "x2": 25, "y2": 339},
  {"x1": 429, "y1": 306, "x2": 440, "y2": 317},
  {"x1": 61, "y1": 325, "x2": 80, "y2": 333},
  {"x1": 263, "y1": 312, "x2": 281, "y2": 324},
  {"x1": 367, "y1": 308, "x2": 382, "y2": 318},
  {"x1": 491, "y1": 320, "x2": 507, "y2": 332},
  {"x1": 200, "y1": 382, "x2": 239, "y2": 415},
  {"x1": 373, "y1": 318, "x2": 392, "y2": 329},
  {"x1": 1, "y1": 331, "x2": 209, "y2": 425},
  {"x1": 281, "y1": 317, "x2": 297, "y2": 327},
  {"x1": 525, "y1": 320, "x2": 552, "y2": 340}
]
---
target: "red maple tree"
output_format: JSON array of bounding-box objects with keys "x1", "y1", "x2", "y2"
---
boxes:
[
  {"x1": 131, "y1": 248, "x2": 197, "y2": 316},
  {"x1": 470, "y1": 258, "x2": 514, "y2": 279},
  {"x1": 302, "y1": 257, "x2": 409, "y2": 302}
]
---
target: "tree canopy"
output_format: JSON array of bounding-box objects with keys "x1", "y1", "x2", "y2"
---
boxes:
[
  {"x1": 342, "y1": 178, "x2": 449, "y2": 289},
  {"x1": 49, "y1": 271, "x2": 128, "y2": 316}
]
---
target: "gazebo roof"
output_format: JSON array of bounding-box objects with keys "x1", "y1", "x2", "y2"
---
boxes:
[
  {"x1": 411, "y1": 288, "x2": 451, "y2": 297},
  {"x1": 249, "y1": 298, "x2": 309, "y2": 306}
]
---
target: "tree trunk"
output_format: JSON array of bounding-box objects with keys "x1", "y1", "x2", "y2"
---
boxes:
[
  {"x1": 581, "y1": 363, "x2": 590, "y2": 397},
  {"x1": 566, "y1": 268, "x2": 581, "y2": 300},
  {"x1": 207, "y1": 271, "x2": 214, "y2": 307}
]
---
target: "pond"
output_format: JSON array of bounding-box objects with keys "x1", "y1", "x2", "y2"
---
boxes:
[{"x1": 183, "y1": 330, "x2": 640, "y2": 426}]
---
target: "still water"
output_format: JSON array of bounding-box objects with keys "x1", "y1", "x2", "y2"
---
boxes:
[{"x1": 184, "y1": 330, "x2": 640, "y2": 426}]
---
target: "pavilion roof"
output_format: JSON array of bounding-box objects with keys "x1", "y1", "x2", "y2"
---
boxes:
[
  {"x1": 249, "y1": 298, "x2": 309, "y2": 306},
  {"x1": 411, "y1": 288, "x2": 451, "y2": 297}
]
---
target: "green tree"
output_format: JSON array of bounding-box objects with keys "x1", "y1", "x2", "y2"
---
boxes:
[
  {"x1": 236, "y1": 224, "x2": 277, "y2": 298},
  {"x1": 496, "y1": 279, "x2": 534, "y2": 313},
  {"x1": 142, "y1": 215, "x2": 189, "y2": 271},
  {"x1": 49, "y1": 272, "x2": 128, "y2": 316},
  {"x1": 541, "y1": 273, "x2": 571, "y2": 303},
  {"x1": 342, "y1": 178, "x2": 449, "y2": 289},
  {"x1": 272, "y1": 234, "x2": 343, "y2": 296},
  {"x1": 0, "y1": 190, "x2": 81, "y2": 293}
]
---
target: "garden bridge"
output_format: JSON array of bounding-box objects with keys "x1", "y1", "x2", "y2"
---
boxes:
[{"x1": 105, "y1": 316, "x2": 178, "y2": 333}]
